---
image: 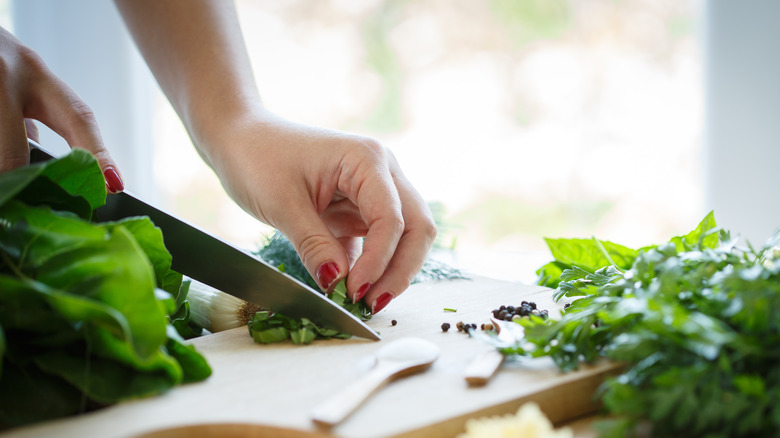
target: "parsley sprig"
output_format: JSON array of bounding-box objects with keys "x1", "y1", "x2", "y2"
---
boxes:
[{"x1": 510, "y1": 212, "x2": 780, "y2": 437}]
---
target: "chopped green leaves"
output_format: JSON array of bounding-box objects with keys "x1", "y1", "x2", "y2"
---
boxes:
[
  {"x1": 248, "y1": 310, "x2": 349, "y2": 345},
  {"x1": 247, "y1": 279, "x2": 354, "y2": 345}
]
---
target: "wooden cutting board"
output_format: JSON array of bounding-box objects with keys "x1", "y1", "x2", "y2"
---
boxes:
[{"x1": 3, "y1": 277, "x2": 620, "y2": 438}]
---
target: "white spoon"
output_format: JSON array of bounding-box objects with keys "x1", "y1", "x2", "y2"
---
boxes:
[{"x1": 311, "y1": 337, "x2": 440, "y2": 427}]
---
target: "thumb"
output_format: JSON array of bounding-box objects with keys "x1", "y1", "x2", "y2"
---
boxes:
[{"x1": 278, "y1": 207, "x2": 350, "y2": 294}]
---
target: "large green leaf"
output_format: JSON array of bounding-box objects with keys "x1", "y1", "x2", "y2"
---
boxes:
[
  {"x1": 33, "y1": 348, "x2": 181, "y2": 404},
  {"x1": 39, "y1": 149, "x2": 106, "y2": 210},
  {"x1": 0, "y1": 150, "x2": 210, "y2": 425},
  {"x1": 36, "y1": 226, "x2": 168, "y2": 360},
  {"x1": 544, "y1": 237, "x2": 638, "y2": 271},
  {"x1": 103, "y1": 217, "x2": 179, "y2": 295},
  {"x1": 0, "y1": 149, "x2": 104, "y2": 212},
  {"x1": 0, "y1": 201, "x2": 105, "y2": 271},
  {"x1": 0, "y1": 360, "x2": 83, "y2": 425}
]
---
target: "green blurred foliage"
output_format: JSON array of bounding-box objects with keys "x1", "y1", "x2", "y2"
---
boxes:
[{"x1": 489, "y1": 0, "x2": 572, "y2": 46}]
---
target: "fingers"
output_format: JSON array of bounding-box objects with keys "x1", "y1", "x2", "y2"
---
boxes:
[
  {"x1": 23, "y1": 67, "x2": 124, "y2": 192},
  {"x1": 0, "y1": 99, "x2": 30, "y2": 172},
  {"x1": 337, "y1": 144, "x2": 407, "y2": 304},
  {"x1": 24, "y1": 119, "x2": 39, "y2": 143},
  {"x1": 275, "y1": 187, "x2": 352, "y2": 294},
  {"x1": 0, "y1": 34, "x2": 122, "y2": 191},
  {"x1": 330, "y1": 143, "x2": 436, "y2": 312},
  {"x1": 359, "y1": 170, "x2": 437, "y2": 313}
]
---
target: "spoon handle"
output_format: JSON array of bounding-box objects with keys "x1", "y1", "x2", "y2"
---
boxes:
[{"x1": 311, "y1": 362, "x2": 400, "y2": 427}]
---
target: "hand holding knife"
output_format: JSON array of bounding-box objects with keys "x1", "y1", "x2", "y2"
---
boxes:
[{"x1": 29, "y1": 139, "x2": 380, "y2": 342}]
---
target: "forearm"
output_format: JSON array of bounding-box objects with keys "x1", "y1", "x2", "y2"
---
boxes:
[{"x1": 114, "y1": 0, "x2": 262, "y2": 165}]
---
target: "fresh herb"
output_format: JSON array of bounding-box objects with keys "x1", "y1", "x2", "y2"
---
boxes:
[
  {"x1": 0, "y1": 151, "x2": 211, "y2": 426},
  {"x1": 246, "y1": 279, "x2": 366, "y2": 344},
  {"x1": 250, "y1": 230, "x2": 467, "y2": 344},
  {"x1": 444, "y1": 307, "x2": 458, "y2": 312},
  {"x1": 256, "y1": 230, "x2": 467, "y2": 290},
  {"x1": 506, "y1": 212, "x2": 780, "y2": 437},
  {"x1": 247, "y1": 280, "x2": 354, "y2": 345}
]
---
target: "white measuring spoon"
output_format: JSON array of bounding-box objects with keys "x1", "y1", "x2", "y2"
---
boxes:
[{"x1": 311, "y1": 337, "x2": 440, "y2": 427}]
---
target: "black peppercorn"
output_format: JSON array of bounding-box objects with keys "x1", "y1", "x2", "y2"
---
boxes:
[
  {"x1": 441, "y1": 322, "x2": 451, "y2": 332},
  {"x1": 391, "y1": 319, "x2": 397, "y2": 326}
]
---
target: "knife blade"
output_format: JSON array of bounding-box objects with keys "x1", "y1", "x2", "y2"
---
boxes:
[{"x1": 29, "y1": 140, "x2": 380, "y2": 341}]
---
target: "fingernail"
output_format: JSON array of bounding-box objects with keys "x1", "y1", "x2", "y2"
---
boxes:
[
  {"x1": 316, "y1": 262, "x2": 340, "y2": 290},
  {"x1": 353, "y1": 283, "x2": 371, "y2": 302},
  {"x1": 372, "y1": 292, "x2": 394, "y2": 314},
  {"x1": 104, "y1": 167, "x2": 124, "y2": 193}
]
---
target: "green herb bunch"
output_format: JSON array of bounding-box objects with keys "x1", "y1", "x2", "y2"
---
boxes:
[
  {"x1": 508, "y1": 212, "x2": 780, "y2": 437},
  {"x1": 0, "y1": 150, "x2": 210, "y2": 426}
]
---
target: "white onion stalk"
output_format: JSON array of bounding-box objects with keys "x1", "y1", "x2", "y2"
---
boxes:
[{"x1": 186, "y1": 278, "x2": 262, "y2": 332}]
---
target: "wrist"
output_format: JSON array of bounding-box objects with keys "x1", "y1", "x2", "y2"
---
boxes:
[{"x1": 184, "y1": 100, "x2": 272, "y2": 170}]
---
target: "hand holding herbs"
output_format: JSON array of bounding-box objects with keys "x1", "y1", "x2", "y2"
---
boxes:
[
  {"x1": 0, "y1": 151, "x2": 210, "y2": 426},
  {"x1": 508, "y1": 212, "x2": 780, "y2": 437}
]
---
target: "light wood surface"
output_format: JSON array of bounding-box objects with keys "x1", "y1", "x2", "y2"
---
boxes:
[{"x1": 2, "y1": 277, "x2": 620, "y2": 438}]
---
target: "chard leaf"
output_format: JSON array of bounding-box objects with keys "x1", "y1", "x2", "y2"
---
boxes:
[
  {"x1": 0, "y1": 148, "x2": 104, "y2": 212},
  {"x1": 0, "y1": 201, "x2": 105, "y2": 270},
  {"x1": 0, "y1": 361, "x2": 83, "y2": 424},
  {"x1": 104, "y1": 217, "x2": 176, "y2": 294},
  {"x1": 38, "y1": 149, "x2": 106, "y2": 210},
  {"x1": 36, "y1": 225, "x2": 168, "y2": 360},
  {"x1": 33, "y1": 349, "x2": 181, "y2": 404},
  {"x1": 0, "y1": 150, "x2": 211, "y2": 426}
]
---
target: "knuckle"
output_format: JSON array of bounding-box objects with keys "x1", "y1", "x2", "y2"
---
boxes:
[
  {"x1": 295, "y1": 233, "x2": 332, "y2": 267},
  {"x1": 422, "y1": 219, "x2": 438, "y2": 246},
  {"x1": 16, "y1": 46, "x2": 47, "y2": 75},
  {"x1": 353, "y1": 136, "x2": 385, "y2": 160},
  {"x1": 387, "y1": 214, "x2": 405, "y2": 237},
  {"x1": 68, "y1": 100, "x2": 99, "y2": 128}
]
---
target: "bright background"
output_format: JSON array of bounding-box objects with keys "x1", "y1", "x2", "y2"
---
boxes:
[
  {"x1": 155, "y1": 0, "x2": 704, "y2": 282},
  {"x1": 9, "y1": 0, "x2": 780, "y2": 283}
]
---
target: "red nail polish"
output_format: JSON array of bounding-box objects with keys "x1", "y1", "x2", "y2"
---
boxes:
[
  {"x1": 104, "y1": 167, "x2": 124, "y2": 193},
  {"x1": 353, "y1": 283, "x2": 371, "y2": 302},
  {"x1": 316, "y1": 262, "x2": 340, "y2": 290},
  {"x1": 372, "y1": 292, "x2": 394, "y2": 314}
]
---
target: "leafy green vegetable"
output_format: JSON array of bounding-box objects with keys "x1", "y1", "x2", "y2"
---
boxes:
[
  {"x1": 247, "y1": 279, "x2": 355, "y2": 345},
  {"x1": 256, "y1": 230, "x2": 467, "y2": 292},
  {"x1": 252, "y1": 230, "x2": 467, "y2": 344},
  {"x1": 0, "y1": 150, "x2": 210, "y2": 426},
  {"x1": 511, "y1": 212, "x2": 780, "y2": 436}
]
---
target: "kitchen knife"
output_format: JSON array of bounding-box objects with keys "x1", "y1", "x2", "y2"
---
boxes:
[{"x1": 29, "y1": 140, "x2": 380, "y2": 341}]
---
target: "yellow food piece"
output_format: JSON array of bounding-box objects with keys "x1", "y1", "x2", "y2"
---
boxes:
[{"x1": 457, "y1": 403, "x2": 572, "y2": 438}]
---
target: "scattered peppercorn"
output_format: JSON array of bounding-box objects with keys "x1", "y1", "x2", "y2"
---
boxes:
[
  {"x1": 456, "y1": 321, "x2": 465, "y2": 332},
  {"x1": 391, "y1": 319, "x2": 397, "y2": 326},
  {"x1": 441, "y1": 322, "x2": 451, "y2": 332},
  {"x1": 490, "y1": 301, "x2": 550, "y2": 322}
]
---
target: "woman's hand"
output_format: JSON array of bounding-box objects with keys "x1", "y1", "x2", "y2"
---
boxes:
[
  {"x1": 0, "y1": 27, "x2": 123, "y2": 192},
  {"x1": 115, "y1": 0, "x2": 436, "y2": 311},
  {"x1": 202, "y1": 110, "x2": 437, "y2": 313}
]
